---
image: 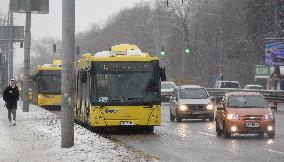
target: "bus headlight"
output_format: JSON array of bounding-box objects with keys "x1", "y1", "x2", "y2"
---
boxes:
[
  {"x1": 206, "y1": 104, "x2": 214, "y2": 110},
  {"x1": 179, "y1": 105, "x2": 188, "y2": 111}
]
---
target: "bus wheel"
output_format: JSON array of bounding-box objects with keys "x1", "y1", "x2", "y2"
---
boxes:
[{"x1": 145, "y1": 126, "x2": 154, "y2": 134}]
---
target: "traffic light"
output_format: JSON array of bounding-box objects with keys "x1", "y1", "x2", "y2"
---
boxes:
[
  {"x1": 184, "y1": 47, "x2": 191, "y2": 54},
  {"x1": 160, "y1": 66, "x2": 166, "y2": 81},
  {"x1": 160, "y1": 46, "x2": 165, "y2": 56},
  {"x1": 76, "y1": 45, "x2": 80, "y2": 55},
  {"x1": 53, "y1": 44, "x2": 56, "y2": 53}
]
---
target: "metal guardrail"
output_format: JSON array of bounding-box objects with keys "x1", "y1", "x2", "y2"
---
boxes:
[{"x1": 206, "y1": 88, "x2": 284, "y2": 103}]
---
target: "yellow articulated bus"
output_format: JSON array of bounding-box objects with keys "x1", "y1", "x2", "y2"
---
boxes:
[
  {"x1": 31, "y1": 60, "x2": 62, "y2": 109},
  {"x1": 75, "y1": 44, "x2": 164, "y2": 133}
]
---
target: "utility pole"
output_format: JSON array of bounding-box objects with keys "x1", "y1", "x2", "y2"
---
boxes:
[
  {"x1": 274, "y1": 0, "x2": 279, "y2": 90},
  {"x1": 8, "y1": 12, "x2": 13, "y2": 81},
  {"x1": 218, "y1": 0, "x2": 224, "y2": 81},
  {"x1": 22, "y1": 1, "x2": 31, "y2": 112},
  {"x1": 61, "y1": 0, "x2": 75, "y2": 148},
  {"x1": 2, "y1": 18, "x2": 8, "y2": 89}
]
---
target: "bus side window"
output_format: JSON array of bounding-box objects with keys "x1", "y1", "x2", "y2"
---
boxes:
[
  {"x1": 81, "y1": 70, "x2": 87, "y2": 103},
  {"x1": 76, "y1": 71, "x2": 82, "y2": 107}
]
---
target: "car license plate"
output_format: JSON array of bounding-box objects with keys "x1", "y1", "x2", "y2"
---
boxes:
[
  {"x1": 120, "y1": 121, "x2": 134, "y2": 126},
  {"x1": 245, "y1": 122, "x2": 260, "y2": 128},
  {"x1": 192, "y1": 111, "x2": 202, "y2": 114}
]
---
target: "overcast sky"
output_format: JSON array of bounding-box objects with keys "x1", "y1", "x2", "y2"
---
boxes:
[
  {"x1": 0, "y1": 0, "x2": 151, "y2": 76},
  {"x1": 0, "y1": 0, "x2": 150, "y2": 39}
]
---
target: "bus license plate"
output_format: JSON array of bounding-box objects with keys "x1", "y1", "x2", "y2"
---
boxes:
[
  {"x1": 120, "y1": 121, "x2": 134, "y2": 126},
  {"x1": 245, "y1": 122, "x2": 260, "y2": 128}
]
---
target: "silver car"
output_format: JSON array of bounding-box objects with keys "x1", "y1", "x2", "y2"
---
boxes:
[
  {"x1": 161, "y1": 81, "x2": 176, "y2": 101},
  {"x1": 169, "y1": 85, "x2": 214, "y2": 122}
]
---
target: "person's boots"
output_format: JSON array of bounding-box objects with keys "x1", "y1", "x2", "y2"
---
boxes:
[
  {"x1": 8, "y1": 121, "x2": 12, "y2": 126},
  {"x1": 12, "y1": 120, "x2": 16, "y2": 126}
]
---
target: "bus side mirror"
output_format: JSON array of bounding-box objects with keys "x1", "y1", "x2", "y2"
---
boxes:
[{"x1": 160, "y1": 66, "x2": 166, "y2": 81}]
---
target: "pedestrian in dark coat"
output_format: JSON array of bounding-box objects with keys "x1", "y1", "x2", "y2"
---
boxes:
[{"x1": 3, "y1": 79, "x2": 19, "y2": 126}]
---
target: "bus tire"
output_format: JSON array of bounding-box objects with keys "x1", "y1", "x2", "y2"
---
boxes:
[{"x1": 146, "y1": 126, "x2": 154, "y2": 134}]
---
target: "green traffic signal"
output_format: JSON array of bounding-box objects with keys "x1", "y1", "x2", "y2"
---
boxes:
[
  {"x1": 185, "y1": 48, "x2": 191, "y2": 54},
  {"x1": 161, "y1": 46, "x2": 165, "y2": 56}
]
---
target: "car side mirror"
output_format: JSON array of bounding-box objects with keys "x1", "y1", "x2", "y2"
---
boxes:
[
  {"x1": 270, "y1": 102, "x2": 277, "y2": 111},
  {"x1": 271, "y1": 106, "x2": 277, "y2": 111},
  {"x1": 217, "y1": 105, "x2": 224, "y2": 111},
  {"x1": 209, "y1": 96, "x2": 215, "y2": 103}
]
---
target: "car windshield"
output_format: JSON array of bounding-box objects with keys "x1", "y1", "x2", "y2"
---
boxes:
[
  {"x1": 161, "y1": 83, "x2": 175, "y2": 89},
  {"x1": 228, "y1": 95, "x2": 268, "y2": 108},
  {"x1": 179, "y1": 88, "x2": 208, "y2": 99},
  {"x1": 220, "y1": 82, "x2": 240, "y2": 88}
]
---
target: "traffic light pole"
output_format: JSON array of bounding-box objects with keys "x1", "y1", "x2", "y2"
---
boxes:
[
  {"x1": 22, "y1": 4, "x2": 31, "y2": 112},
  {"x1": 61, "y1": 0, "x2": 75, "y2": 148}
]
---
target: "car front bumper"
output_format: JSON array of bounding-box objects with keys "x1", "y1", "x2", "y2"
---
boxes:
[
  {"x1": 177, "y1": 110, "x2": 214, "y2": 119},
  {"x1": 225, "y1": 119, "x2": 275, "y2": 134}
]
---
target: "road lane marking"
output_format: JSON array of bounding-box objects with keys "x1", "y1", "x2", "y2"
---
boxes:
[
  {"x1": 162, "y1": 122, "x2": 170, "y2": 126},
  {"x1": 262, "y1": 148, "x2": 284, "y2": 155},
  {"x1": 199, "y1": 131, "x2": 216, "y2": 137}
]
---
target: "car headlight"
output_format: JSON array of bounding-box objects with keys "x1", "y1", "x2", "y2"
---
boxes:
[
  {"x1": 265, "y1": 112, "x2": 274, "y2": 120},
  {"x1": 179, "y1": 105, "x2": 188, "y2": 111},
  {"x1": 227, "y1": 114, "x2": 240, "y2": 120},
  {"x1": 206, "y1": 104, "x2": 214, "y2": 110}
]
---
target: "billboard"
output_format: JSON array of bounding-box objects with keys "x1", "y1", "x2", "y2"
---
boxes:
[
  {"x1": 265, "y1": 38, "x2": 284, "y2": 66},
  {"x1": 10, "y1": 0, "x2": 49, "y2": 14}
]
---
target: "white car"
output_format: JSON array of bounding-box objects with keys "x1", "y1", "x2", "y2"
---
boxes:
[
  {"x1": 215, "y1": 81, "x2": 240, "y2": 89},
  {"x1": 244, "y1": 84, "x2": 263, "y2": 90},
  {"x1": 161, "y1": 81, "x2": 176, "y2": 101},
  {"x1": 169, "y1": 85, "x2": 214, "y2": 122}
]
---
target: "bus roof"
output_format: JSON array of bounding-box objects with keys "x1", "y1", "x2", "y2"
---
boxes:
[{"x1": 76, "y1": 44, "x2": 159, "y2": 69}]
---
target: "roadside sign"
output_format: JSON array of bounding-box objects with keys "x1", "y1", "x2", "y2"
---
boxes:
[
  {"x1": 255, "y1": 65, "x2": 271, "y2": 78},
  {"x1": 0, "y1": 26, "x2": 24, "y2": 41}
]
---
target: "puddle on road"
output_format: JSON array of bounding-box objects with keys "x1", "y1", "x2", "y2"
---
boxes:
[
  {"x1": 266, "y1": 139, "x2": 274, "y2": 145},
  {"x1": 177, "y1": 123, "x2": 190, "y2": 138}
]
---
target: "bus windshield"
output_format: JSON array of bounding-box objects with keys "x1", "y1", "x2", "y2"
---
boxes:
[
  {"x1": 91, "y1": 61, "x2": 160, "y2": 105},
  {"x1": 38, "y1": 75, "x2": 61, "y2": 93}
]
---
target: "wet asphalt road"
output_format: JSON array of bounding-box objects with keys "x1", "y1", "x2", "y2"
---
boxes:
[{"x1": 111, "y1": 103, "x2": 284, "y2": 162}]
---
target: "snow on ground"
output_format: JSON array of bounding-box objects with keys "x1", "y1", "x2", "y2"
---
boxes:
[{"x1": 0, "y1": 99, "x2": 152, "y2": 162}]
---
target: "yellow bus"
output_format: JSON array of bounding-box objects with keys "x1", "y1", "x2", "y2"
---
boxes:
[
  {"x1": 31, "y1": 60, "x2": 62, "y2": 109},
  {"x1": 75, "y1": 44, "x2": 163, "y2": 133}
]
